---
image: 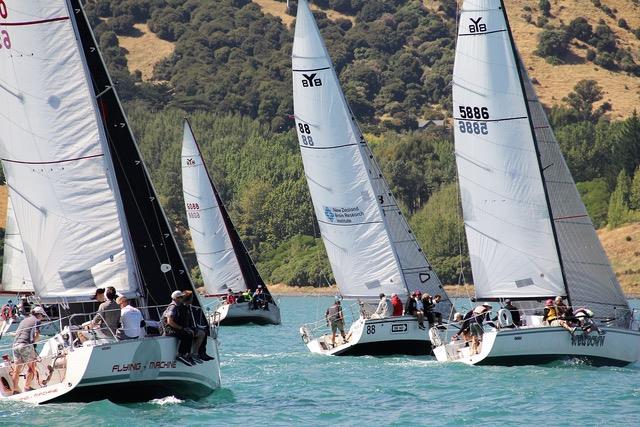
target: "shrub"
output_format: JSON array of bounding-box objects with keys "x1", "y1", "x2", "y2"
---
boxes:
[
  {"x1": 539, "y1": 0, "x2": 551, "y2": 17},
  {"x1": 618, "y1": 18, "x2": 629, "y2": 30},
  {"x1": 567, "y1": 17, "x2": 593, "y2": 42},
  {"x1": 535, "y1": 28, "x2": 570, "y2": 60},
  {"x1": 586, "y1": 49, "x2": 596, "y2": 61}
]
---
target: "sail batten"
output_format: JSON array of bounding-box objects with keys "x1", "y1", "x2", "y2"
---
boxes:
[{"x1": 292, "y1": 0, "x2": 452, "y2": 311}]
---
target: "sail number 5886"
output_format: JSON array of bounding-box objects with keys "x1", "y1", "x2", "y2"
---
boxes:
[{"x1": 459, "y1": 105, "x2": 489, "y2": 120}]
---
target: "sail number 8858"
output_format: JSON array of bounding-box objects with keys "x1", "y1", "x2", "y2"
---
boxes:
[{"x1": 298, "y1": 122, "x2": 314, "y2": 146}]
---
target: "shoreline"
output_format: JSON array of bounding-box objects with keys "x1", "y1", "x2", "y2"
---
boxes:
[{"x1": 268, "y1": 283, "x2": 640, "y2": 300}]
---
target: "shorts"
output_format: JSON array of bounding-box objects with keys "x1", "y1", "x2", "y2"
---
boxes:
[
  {"x1": 330, "y1": 320, "x2": 345, "y2": 334},
  {"x1": 550, "y1": 319, "x2": 564, "y2": 327},
  {"x1": 13, "y1": 344, "x2": 36, "y2": 364},
  {"x1": 469, "y1": 323, "x2": 483, "y2": 337}
]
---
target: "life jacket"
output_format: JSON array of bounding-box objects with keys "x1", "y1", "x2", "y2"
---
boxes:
[
  {"x1": 544, "y1": 306, "x2": 558, "y2": 322},
  {"x1": 0, "y1": 305, "x2": 11, "y2": 320}
]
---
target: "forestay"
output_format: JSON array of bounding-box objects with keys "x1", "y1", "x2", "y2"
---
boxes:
[
  {"x1": 0, "y1": 0, "x2": 138, "y2": 300},
  {"x1": 520, "y1": 64, "x2": 629, "y2": 319},
  {"x1": 292, "y1": 0, "x2": 451, "y2": 310},
  {"x1": 182, "y1": 120, "x2": 247, "y2": 295},
  {"x1": 1, "y1": 197, "x2": 33, "y2": 294},
  {"x1": 453, "y1": 0, "x2": 565, "y2": 299}
]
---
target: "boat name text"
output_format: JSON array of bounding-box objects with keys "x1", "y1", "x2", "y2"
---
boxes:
[
  {"x1": 570, "y1": 334, "x2": 605, "y2": 347},
  {"x1": 111, "y1": 360, "x2": 177, "y2": 372}
]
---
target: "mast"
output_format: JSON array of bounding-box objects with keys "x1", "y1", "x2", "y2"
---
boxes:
[
  {"x1": 499, "y1": 0, "x2": 572, "y2": 305},
  {"x1": 69, "y1": 0, "x2": 199, "y2": 310},
  {"x1": 183, "y1": 119, "x2": 268, "y2": 295}
]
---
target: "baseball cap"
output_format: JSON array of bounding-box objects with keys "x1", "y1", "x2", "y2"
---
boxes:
[
  {"x1": 32, "y1": 306, "x2": 46, "y2": 316},
  {"x1": 171, "y1": 290, "x2": 184, "y2": 300},
  {"x1": 91, "y1": 288, "x2": 105, "y2": 300}
]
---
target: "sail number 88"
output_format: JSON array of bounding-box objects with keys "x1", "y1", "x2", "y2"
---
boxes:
[
  {"x1": 459, "y1": 106, "x2": 489, "y2": 120},
  {"x1": 298, "y1": 122, "x2": 314, "y2": 146}
]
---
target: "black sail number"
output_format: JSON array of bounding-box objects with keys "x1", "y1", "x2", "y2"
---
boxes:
[
  {"x1": 298, "y1": 122, "x2": 314, "y2": 146},
  {"x1": 0, "y1": 1, "x2": 7, "y2": 19},
  {"x1": 459, "y1": 106, "x2": 489, "y2": 120}
]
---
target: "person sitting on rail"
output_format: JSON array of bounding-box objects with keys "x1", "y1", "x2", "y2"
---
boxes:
[
  {"x1": 391, "y1": 293, "x2": 403, "y2": 316},
  {"x1": 371, "y1": 293, "x2": 392, "y2": 319},
  {"x1": 502, "y1": 299, "x2": 521, "y2": 327},
  {"x1": 405, "y1": 290, "x2": 426, "y2": 329},
  {"x1": 116, "y1": 296, "x2": 144, "y2": 340},
  {"x1": 225, "y1": 289, "x2": 237, "y2": 304},
  {"x1": 543, "y1": 298, "x2": 575, "y2": 333}
]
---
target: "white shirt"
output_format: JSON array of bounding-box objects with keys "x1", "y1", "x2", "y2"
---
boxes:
[
  {"x1": 120, "y1": 305, "x2": 144, "y2": 338},
  {"x1": 415, "y1": 299, "x2": 424, "y2": 311}
]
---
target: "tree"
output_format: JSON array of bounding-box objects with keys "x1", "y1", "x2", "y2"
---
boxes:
[
  {"x1": 410, "y1": 184, "x2": 470, "y2": 284},
  {"x1": 567, "y1": 17, "x2": 593, "y2": 42},
  {"x1": 562, "y1": 79, "x2": 604, "y2": 122},
  {"x1": 535, "y1": 28, "x2": 570, "y2": 62},
  {"x1": 576, "y1": 178, "x2": 610, "y2": 228},
  {"x1": 539, "y1": 0, "x2": 551, "y2": 17},
  {"x1": 630, "y1": 166, "x2": 640, "y2": 210},
  {"x1": 608, "y1": 170, "x2": 631, "y2": 228}
]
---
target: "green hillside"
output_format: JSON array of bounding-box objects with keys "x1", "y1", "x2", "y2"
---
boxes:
[{"x1": 3, "y1": 0, "x2": 638, "y2": 289}]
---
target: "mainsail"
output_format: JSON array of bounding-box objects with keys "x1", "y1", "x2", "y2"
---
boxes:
[
  {"x1": 1, "y1": 197, "x2": 33, "y2": 294},
  {"x1": 181, "y1": 119, "x2": 268, "y2": 296},
  {"x1": 292, "y1": 0, "x2": 451, "y2": 311},
  {"x1": 0, "y1": 0, "x2": 197, "y2": 310},
  {"x1": 454, "y1": 0, "x2": 628, "y2": 318}
]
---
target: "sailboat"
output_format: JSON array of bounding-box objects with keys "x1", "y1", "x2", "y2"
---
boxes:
[
  {"x1": 181, "y1": 119, "x2": 281, "y2": 325},
  {"x1": 293, "y1": 0, "x2": 454, "y2": 356},
  {"x1": 431, "y1": 0, "x2": 640, "y2": 366},
  {"x1": 0, "y1": 0, "x2": 220, "y2": 403}
]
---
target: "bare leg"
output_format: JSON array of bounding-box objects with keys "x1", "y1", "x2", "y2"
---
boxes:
[
  {"x1": 11, "y1": 364, "x2": 22, "y2": 393},
  {"x1": 25, "y1": 362, "x2": 36, "y2": 390}
]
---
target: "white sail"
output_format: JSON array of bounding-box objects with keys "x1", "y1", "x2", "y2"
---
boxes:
[
  {"x1": 453, "y1": 0, "x2": 565, "y2": 299},
  {"x1": 520, "y1": 65, "x2": 629, "y2": 318},
  {"x1": 181, "y1": 120, "x2": 246, "y2": 295},
  {"x1": 1, "y1": 197, "x2": 33, "y2": 293},
  {"x1": 292, "y1": 0, "x2": 449, "y2": 305},
  {"x1": 0, "y1": 0, "x2": 138, "y2": 300}
]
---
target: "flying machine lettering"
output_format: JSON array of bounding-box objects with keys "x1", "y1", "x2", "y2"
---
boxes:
[{"x1": 111, "y1": 360, "x2": 177, "y2": 372}]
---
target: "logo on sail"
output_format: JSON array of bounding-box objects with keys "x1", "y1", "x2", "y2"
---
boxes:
[
  {"x1": 186, "y1": 158, "x2": 196, "y2": 166},
  {"x1": 302, "y1": 73, "x2": 323, "y2": 88},
  {"x1": 324, "y1": 206, "x2": 336, "y2": 222},
  {"x1": 323, "y1": 205, "x2": 365, "y2": 224},
  {"x1": 468, "y1": 17, "x2": 487, "y2": 33}
]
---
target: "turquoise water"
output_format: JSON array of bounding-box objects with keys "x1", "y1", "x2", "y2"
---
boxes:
[{"x1": 0, "y1": 296, "x2": 639, "y2": 426}]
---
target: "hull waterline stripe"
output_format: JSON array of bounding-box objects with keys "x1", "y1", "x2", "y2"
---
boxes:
[
  {"x1": 1, "y1": 153, "x2": 104, "y2": 165},
  {"x1": 292, "y1": 66, "x2": 331, "y2": 72},
  {"x1": 0, "y1": 17, "x2": 70, "y2": 26}
]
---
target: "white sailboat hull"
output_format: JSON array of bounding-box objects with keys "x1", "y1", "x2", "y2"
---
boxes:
[
  {"x1": 216, "y1": 301, "x2": 281, "y2": 326},
  {"x1": 300, "y1": 316, "x2": 432, "y2": 356},
  {"x1": 432, "y1": 326, "x2": 640, "y2": 366},
  {"x1": 0, "y1": 335, "x2": 221, "y2": 404}
]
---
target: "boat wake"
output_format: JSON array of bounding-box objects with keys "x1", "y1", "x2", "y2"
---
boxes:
[{"x1": 149, "y1": 396, "x2": 184, "y2": 405}]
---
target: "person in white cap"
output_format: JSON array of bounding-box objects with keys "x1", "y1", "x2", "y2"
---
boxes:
[
  {"x1": 11, "y1": 306, "x2": 47, "y2": 394},
  {"x1": 161, "y1": 290, "x2": 195, "y2": 366}
]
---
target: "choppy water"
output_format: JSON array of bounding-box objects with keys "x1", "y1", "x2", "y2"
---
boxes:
[{"x1": 1, "y1": 296, "x2": 639, "y2": 426}]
